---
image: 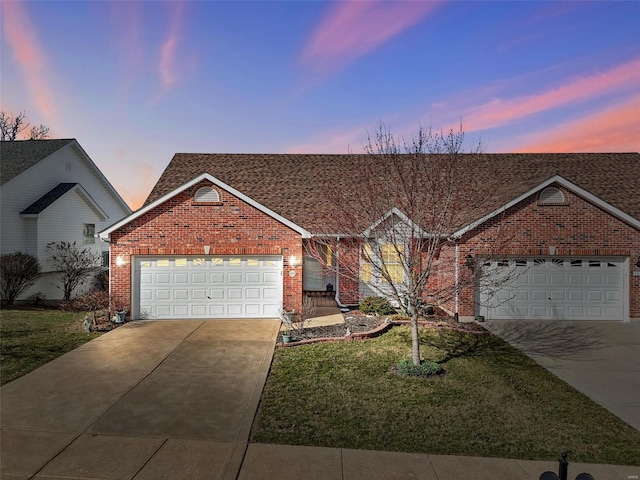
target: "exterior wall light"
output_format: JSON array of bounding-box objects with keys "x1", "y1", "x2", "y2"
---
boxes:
[
  {"x1": 288, "y1": 255, "x2": 301, "y2": 267},
  {"x1": 115, "y1": 256, "x2": 126, "y2": 267},
  {"x1": 636, "y1": 256, "x2": 640, "y2": 268}
]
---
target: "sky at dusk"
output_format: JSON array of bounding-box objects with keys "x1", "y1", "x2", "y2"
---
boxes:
[{"x1": 2, "y1": 0, "x2": 639, "y2": 211}]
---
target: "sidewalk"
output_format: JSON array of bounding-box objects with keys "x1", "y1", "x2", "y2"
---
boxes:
[{"x1": 238, "y1": 443, "x2": 638, "y2": 480}]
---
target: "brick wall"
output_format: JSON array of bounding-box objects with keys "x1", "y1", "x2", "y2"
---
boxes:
[
  {"x1": 453, "y1": 187, "x2": 640, "y2": 319},
  {"x1": 109, "y1": 180, "x2": 303, "y2": 316}
]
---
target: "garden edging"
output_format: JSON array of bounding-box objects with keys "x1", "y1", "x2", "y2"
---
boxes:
[{"x1": 280, "y1": 319, "x2": 489, "y2": 347}]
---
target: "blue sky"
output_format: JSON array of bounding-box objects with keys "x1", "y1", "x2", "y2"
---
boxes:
[{"x1": 2, "y1": 0, "x2": 639, "y2": 209}]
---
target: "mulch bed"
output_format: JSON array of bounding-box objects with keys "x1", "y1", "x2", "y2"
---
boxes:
[{"x1": 283, "y1": 311, "x2": 488, "y2": 344}]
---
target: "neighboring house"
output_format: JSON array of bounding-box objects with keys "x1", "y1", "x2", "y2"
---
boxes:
[
  {"x1": 100, "y1": 153, "x2": 640, "y2": 322},
  {"x1": 1, "y1": 139, "x2": 131, "y2": 301}
]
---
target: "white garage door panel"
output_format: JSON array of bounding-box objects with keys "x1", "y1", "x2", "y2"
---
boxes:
[
  {"x1": 479, "y1": 257, "x2": 626, "y2": 320},
  {"x1": 136, "y1": 256, "x2": 283, "y2": 319}
]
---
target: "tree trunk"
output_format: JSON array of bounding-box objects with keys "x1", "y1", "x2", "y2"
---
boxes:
[{"x1": 411, "y1": 311, "x2": 421, "y2": 365}]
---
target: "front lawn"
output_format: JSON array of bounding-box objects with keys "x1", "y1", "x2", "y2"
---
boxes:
[
  {"x1": 251, "y1": 326, "x2": 640, "y2": 465},
  {"x1": 0, "y1": 307, "x2": 102, "y2": 385}
]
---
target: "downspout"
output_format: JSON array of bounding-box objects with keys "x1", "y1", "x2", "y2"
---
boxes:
[
  {"x1": 333, "y1": 236, "x2": 347, "y2": 308},
  {"x1": 454, "y1": 242, "x2": 460, "y2": 321}
]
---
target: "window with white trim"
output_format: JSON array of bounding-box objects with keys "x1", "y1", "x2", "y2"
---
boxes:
[{"x1": 360, "y1": 243, "x2": 404, "y2": 283}]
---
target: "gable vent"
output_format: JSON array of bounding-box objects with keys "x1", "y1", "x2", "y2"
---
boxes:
[
  {"x1": 538, "y1": 186, "x2": 565, "y2": 204},
  {"x1": 194, "y1": 186, "x2": 220, "y2": 203}
]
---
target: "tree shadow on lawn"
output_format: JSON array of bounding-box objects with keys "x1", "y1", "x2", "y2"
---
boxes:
[
  {"x1": 395, "y1": 327, "x2": 510, "y2": 364},
  {"x1": 395, "y1": 322, "x2": 606, "y2": 365}
]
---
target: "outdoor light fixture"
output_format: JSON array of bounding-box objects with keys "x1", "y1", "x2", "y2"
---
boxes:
[
  {"x1": 465, "y1": 254, "x2": 475, "y2": 269},
  {"x1": 115, "y1": 256, "x2": 126, "y2": 267},
  {"x1": 636, "y1": 256, "x2": 640, "y2": 268},
  {"x1": 288, "y1": 255, "x2": 301, "y2": 267}
]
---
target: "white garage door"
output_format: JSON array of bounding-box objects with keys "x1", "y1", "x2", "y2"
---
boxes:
[
  {"x1": 479, "y1": 257, "x2": 625, "y2": 320},
  {"x1": 135, "y1": 256, "x2": 283, "y2": 319}
]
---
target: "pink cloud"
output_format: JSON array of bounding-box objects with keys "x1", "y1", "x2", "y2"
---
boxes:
[
  {"x1": 1, "y1": 0, "x2": 55, "y2": 119},
  {"x1": 514, "y1": 95, "x2": 640, "y2": 153},
  {"x1": 286, "y1": 124, "x2": 369, "y2": 154},
  {"x1": 159, "y1": 1, "x2": 186, "y2": 89},
  {"x1": 464, "y1": 57, "x2": 640, "y2": 132},
  {"x1": 301, "y1": 1, "x2": 441, "y2": 76}
]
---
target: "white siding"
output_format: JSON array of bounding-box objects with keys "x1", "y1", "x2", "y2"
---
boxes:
[
  {"x1": 25, "y1": 218, "x2": 37, "y2": 256},
  {"x1": 1, "y1": 142, "x2": 130, "y2": 257},
  {"x1": 36, "y1": 190, "x2": 104, "y2": 272},
  {"x1": 1, "y1": 141, "x2": 130, "y2": 301}
]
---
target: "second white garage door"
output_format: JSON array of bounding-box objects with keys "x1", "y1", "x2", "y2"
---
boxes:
[
  {"x1": 135, "y1": 256, "x2": 283, "y2": 319},
  {"x1": 478, "y1": 257, "x2": 626, "y2": 320}
]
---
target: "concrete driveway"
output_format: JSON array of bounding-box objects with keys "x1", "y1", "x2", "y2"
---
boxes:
[
  {"x1": 484, "y1": 320, "x2": 640, "y2": 431},
  {"x1": 1, "y1": 319, "x2": 280, "y2": 480}
]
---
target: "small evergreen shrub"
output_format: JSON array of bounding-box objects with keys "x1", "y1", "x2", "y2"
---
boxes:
[
  {"x1": 359, "y1": 296, "x2": 396, "y2": 315},
  {"x1": 393, "y1": 359, "x2": 443, "y2": 378}
]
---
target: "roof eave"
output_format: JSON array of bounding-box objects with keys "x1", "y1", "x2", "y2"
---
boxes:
[
  {"x1": 451, "y1": 175, "x2": 640, "y2": 239},
  {"x1": 99, "y1": 173, "x2": 312, "y2": 241}
]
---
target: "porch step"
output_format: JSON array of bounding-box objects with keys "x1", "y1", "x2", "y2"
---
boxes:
[{"x1": 304, "y1": 291, "x2": 338, "y2": 307}]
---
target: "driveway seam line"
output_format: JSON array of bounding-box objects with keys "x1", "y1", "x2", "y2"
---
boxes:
[{"x1": 130, "y1": 437, "x2": 169, "y2": 480}]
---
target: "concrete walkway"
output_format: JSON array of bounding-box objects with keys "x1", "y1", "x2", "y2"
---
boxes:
[
  {"x1": 484, "y1": 320, "x2": 640, "y2": 431},
  {"x1": 2, "y1": 319, "x2": 638, "y2": 479},
  {"x1": 238, "y1": 444, "x2": 638, "y2": 480}
]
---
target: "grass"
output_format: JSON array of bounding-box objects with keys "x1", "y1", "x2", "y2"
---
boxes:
[
  {"x1": 251, "y1": 326, "x2": 640, "y2": 465},
  {"x1": 0, "y1": 307, "x2": 102, "y2": 385}
]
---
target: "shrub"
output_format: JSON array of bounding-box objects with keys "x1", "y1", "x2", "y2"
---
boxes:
[
  {"x1": 388, "y1": 313, "x2": 410, "y2": 322},
  {"x1": 0, "y1": 252, "x2": 41, "y2": 305},
  {"x1": 393, "y1": 358, "x2": 443, "y2": 378},
  {"x1": 359, "y1": 296, "x2": 396, "y2": 315},
  {"x1": 60, "y1": 289, "x2": 110, "y2": 330},
  {"x1": 46, "y1": 241, "x2": 101, "y2": 301}
]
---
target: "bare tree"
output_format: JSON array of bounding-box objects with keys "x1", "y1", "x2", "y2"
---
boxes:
[
  {"x1": 46, "y1": 241, "x2": 101, "y2": 301},
  {"x1": 0, "y1": 110, "x2": 50, "y2": 141},
  {"x1": 0, "y1": 252, "x2": 41, "y2": 305},
  {"x1": 307, "y1": 123, "x2": 512, "y2": 366}
]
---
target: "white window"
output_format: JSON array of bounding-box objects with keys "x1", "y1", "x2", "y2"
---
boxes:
[
  {"x1": 361, "y1": 243, "x2": 404, "y2": 283},
  {"x1": 83, "y1": 223, "x2": 95, "y2": 244},
  {"x1": 194, "y1": 186, "x2": 220, "y2": 203}
]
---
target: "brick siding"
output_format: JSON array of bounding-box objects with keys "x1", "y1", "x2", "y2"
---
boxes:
[
  {"x1": 110, "y1": 182, "x2": 639, "y2": 320},
  {"x1": 454, "y1": 187, "x2": 640, "y2": 319},
  {"x1": 109, "y1": 180, "x2": 303, "y2": 316}
]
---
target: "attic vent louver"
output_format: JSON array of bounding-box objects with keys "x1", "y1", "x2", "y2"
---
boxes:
[
  {"x1": 194, "y1": 186, "x2": 220, "y2": 203},
  {"x1": 538, "y1": 186, "x2": 565, "y2": 204}
]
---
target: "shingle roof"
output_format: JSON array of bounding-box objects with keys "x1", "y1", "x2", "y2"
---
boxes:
[
  {"x1": 0, "y1": 139, "x2": 75, "y2": 186},
  {"x1": 20, "y1": 183, "x2": 78, "y2": 215},
  {"x1": 146, "y1": 152, "x2": 640, "y2": 233}
]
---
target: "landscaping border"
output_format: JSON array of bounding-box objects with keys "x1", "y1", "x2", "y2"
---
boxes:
[{"x1": 280, "y1": 318, "x2": 490, "y2": 347}]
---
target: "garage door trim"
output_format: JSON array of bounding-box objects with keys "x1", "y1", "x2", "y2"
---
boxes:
[{"x1": 132, "y1": 255, "x2": 283, "y2": 319}]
